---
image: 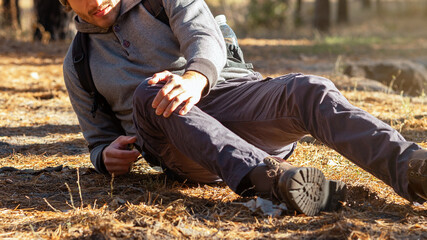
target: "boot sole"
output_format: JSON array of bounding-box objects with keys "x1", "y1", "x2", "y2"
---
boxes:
[{"x1": 278, "y1": 167, "x2": 326, "y2": 216}]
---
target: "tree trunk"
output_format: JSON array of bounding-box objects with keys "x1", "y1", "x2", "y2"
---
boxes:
[
  {"x1": 313, "y1": 0, "x2": 330, "y2": 32},
  {"x1": 337, "y1": 0, "x2": 349, "y2": 24},
  {"x1": 376, "y1": 0, "x2": 382, "y2": 16},
  {"x1": 10, "y1": 0, "x2": 20, "y2": 29},
  {"x1": 2, "y1": 0, "x2": 21, "y2": 29},
  {"x1": 33, "y1": 0, "x2": 70, "y2": 41},
  {"x1": 294, "y1": 0, "x2": 303, "y2": 27},
  {"x1": 362, "y1": 0, "x2": 371, "y2": 9}
]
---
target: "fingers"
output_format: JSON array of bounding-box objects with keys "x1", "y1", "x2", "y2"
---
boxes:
[
  {"x1": 157, "y1": 87, "x2": 194, "y2": 117},
  {"x1": 152, "y1": 74, "x2": 190, "y2": 118},
  {"x1": 163, "y1": 93, "x2": 187, "y2": 117},
  {"x1": 110, "y1": 135, "x2": 137, "y2": 150},
  {"x1": 150, "y1": 71, "x2": 206, "y2": 118},
  {"x1": 104, "y1": 147, "x2": 140, "y2": 160},
  {"x1": 163, "y1": 92, "x2": 201, "y2": 117},
  {"x1": 104, "y1": 149, "x2": 140, "y2": 176},
  {"x1": 103, "y1": 136, "x2": 140, "y2": 176},
  {"x1": 152, "y1": 74, "x2": 179, "y2": 111},
  {"x1": 179, "y1": 96, "x2": 198, "y2": 115},
  {"x1": 104, "y1": 153, "x2": 138, "y2": 176},
  {"x1": 148, "y1": 70, "x2": 171, "y2": 85}
]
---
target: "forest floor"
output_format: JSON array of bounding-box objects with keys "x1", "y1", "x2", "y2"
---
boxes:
[{"x1": 0, "y1": 14, "x2": 426, "y2": 239}]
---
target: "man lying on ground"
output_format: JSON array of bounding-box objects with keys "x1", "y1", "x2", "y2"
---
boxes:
[{"x1": 60, "y1": 0, "x2": 427, "y2": 216}]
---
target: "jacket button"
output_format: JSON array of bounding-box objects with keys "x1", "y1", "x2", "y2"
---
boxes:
[
  {"x1": 113, "y1": 25, "x2": 120, "y2": 32},
  {"x1": 123, "y1": 40, "x2": 130, "y2": 48}
]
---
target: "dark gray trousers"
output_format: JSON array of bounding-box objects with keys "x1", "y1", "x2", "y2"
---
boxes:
[{"x1": 132, "y1": 73, "x2": 421, "y2": 201}]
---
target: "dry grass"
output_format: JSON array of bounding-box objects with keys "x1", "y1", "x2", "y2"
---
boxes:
[{"x1": 1, "y1": 15, "x2": 427, "y2": 239}]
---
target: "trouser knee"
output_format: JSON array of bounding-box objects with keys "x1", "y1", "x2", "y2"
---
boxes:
[
  {"x1": 290, "y1": 74, "x2": 339, "y2": 102},
  {"x1": 274, "y1": 74, "x2": 349, "y2": 136},
  {"x1": 288, "y1": 75, "x2": 343, "y2": 114},
  {"x1": 133, "y1": 80, "x2": 161, "y2": 117}
]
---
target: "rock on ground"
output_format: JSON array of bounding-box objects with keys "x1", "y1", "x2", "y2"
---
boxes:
[{"x1": 341, "y1": 60, "x2": 427, "y2": 96}]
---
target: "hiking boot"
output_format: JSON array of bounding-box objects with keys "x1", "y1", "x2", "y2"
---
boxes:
[
  {"x1": 321, "y1": 179, "x2": 347, "y2": 211},
  {"x1": 407, "y1": 149, "x2": 427, "y2": 202},
  {"x1": 264, "y1": 156, "x2": 346, "y2": 216}
]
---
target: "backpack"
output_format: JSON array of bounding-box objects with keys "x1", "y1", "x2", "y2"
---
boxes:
[{"x1": 72, "y1": 0, "x2": 252, "y2": 119}]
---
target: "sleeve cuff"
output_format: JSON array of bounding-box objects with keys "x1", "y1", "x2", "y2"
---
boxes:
[
  {"x1": 185, "y1": 58, "x2": 218, "y2": 96},
  {"x1": 90, "y1": 144, "x2": 110, "y2": 174}
]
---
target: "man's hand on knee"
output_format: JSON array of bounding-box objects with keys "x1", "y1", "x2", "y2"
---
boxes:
[
  {"x1": 148, "y1": 70, "x2": 207, "y2": 118},
  {"x1": 102, "y1": 136, "x2": 140, "y2": 176}
]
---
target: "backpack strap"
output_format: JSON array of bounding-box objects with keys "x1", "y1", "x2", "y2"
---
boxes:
[
  {"x1": 225, "y1": 60, "x2": 253, "y2": 69},
  {"x1": 70, "y1": 0, "x2": 168, "y2": 119},
  {"x1": 72, "y1": 31, "x2": 116, "y2": 119},
  {"x1": 143, "y1": 0, "x2": 169, "y2": 26},
  {"x1": 224, "y1": 40, "x2": 253, "y2": 70},
  {"x1": 71, "y1": 0, "x2": 252, "y2": 120}
]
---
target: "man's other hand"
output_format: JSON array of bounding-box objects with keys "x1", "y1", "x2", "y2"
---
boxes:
[
  {"x1": 148, "y1": 70, "x2": 208, "y2": 118},
  {"x1": 103, "y1": 136, "x2": 140, "y2": 176}
]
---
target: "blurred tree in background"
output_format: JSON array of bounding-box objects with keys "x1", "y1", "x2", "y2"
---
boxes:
[
  {"x1": 247, "y1": 0, "x2": 288, "y2": 29},
  {"x1": 313, "y1": 0, "x2": 330, "y2": 32},
  {"x1": 362, "y1": 0, "x2": 371, "y2": 9},
  {"x1": 376, "y1": 0, "x2": 383, "y2": 16},
  {"x1": 0, "y1": 0, "x2": 69, "y2": 41},
  {"x1": 33, "y1": 0, "x2": 70, "y2": 41},
  {"x1": 2, "y1": 0, "x2": 20, "y2": 30},
  {"x1": 293, "y1": 0, "x2": 303, "y2": 27},
  {"x1": 337, "y1": 0, "x2": 349, "y2": 24},
  {"x1": 0, "y1": 0, "x2": 427, "y2": 41}
]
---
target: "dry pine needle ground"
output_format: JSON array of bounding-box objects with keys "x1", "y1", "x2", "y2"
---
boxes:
[{"x1": 0, "y1": 20, "x2": 427, "y2": 239}]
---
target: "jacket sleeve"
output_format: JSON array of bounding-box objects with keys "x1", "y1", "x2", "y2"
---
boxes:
[
  {"x1": 62, "y1": 45, "x2": 126, "y2": 174},
  {"x1": 163, "y1": 0, "x2": 226, "y2": 94}
]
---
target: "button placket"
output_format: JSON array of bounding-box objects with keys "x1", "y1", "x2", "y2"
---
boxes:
[
  {"x1": 112, "y1": 25, "x2": 130, "y2": 55},
  {"x1": 123, "y1": 40, "x2": 130, "y2": 48},
  {"x1": 113, "y1": 24, "x2": 120, "y2": 32}
]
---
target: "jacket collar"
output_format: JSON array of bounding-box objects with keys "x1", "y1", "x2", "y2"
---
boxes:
[{"x1": 74, "y1": 0, "x2": 142, "y2": 33}]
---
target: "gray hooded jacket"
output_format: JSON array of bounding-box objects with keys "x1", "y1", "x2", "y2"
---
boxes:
[{"x1": 63, "y1": 0, "x2": 251, "y2": 173}]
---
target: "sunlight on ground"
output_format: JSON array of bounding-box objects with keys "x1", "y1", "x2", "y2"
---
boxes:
[{"x1": 0, "y1": 3, "x2": 427, "y2": 237}]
